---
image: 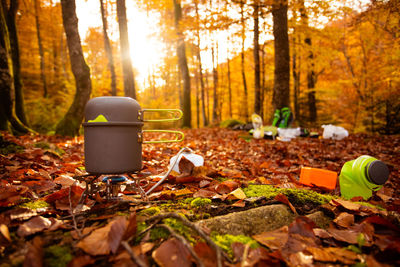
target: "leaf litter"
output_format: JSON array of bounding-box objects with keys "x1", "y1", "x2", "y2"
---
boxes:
[{"x1": 0, "y1": 128, "x2": 399, "y2": 266}]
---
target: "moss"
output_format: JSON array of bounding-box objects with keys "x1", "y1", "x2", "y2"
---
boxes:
[
  {"x1": 19, "y1": 200, "x2": 50, "y2": 210},
  {"x1": 44, "y1": 245, "x2": 72, "y2": 267},
  {"x1": 34, "y1": 141, "x2": 51, "y2": 149},
  {"x1": 139, "y1": 207, "x2": 161, "y2": 216},
  {"x1": 354, "y1": 201, "x2": 386, "y2": 211},
  {"x1": 190, "y1": 198, "x2": 212, "y2": 208},
  {"x1": 211, "y1": 233, "x2": 259, "y2": 259},
  {"x1": 0, "y1": 136, "x2": 24, "y2": 154},
  {"x1": 243, "y1": 185, "x2": 334, "y2": 206}
]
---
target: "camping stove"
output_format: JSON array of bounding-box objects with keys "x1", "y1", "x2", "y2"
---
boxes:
[{"x1": 77, "y1": 96, "x2": 184, "y2": 201}]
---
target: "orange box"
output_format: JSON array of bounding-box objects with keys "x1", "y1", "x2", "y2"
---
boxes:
[{"x1": 299, "y1": 167, "x2": 338, "y2": 189}]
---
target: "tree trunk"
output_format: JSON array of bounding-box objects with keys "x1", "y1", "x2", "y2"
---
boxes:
[
  {"x1": 34, "y1": 0, "x2": 48, "y2": 98},
  {"x1": 56, "y1": 0, "x2": 92, "y2": 136},
  {"x1": 227, "y1": 46, "x2": 232, "y2": 118},
  {"x1": 212, "y1": 45, "x2": 218, "y2": 124},
  {"x1": 300, "y1": 0, "x2": 317, "y2": 123},
  {"x1": 240, "y1": 1, "x2": 249, "y2": 121},
  {"x1": 0, "y1": 3, "x2": 29, "y2": 134},
  {"x1": 253, "y1": 0, "x2": 261, "y2": 116},
  {"x1": 272, "y1": 0, "x2": 290, "y2": 111},
  {"x1": 195, "y1": 1, "x2": 208, "y2": 126},
  {"x1": 116, "y1": 0, "x2": 136, "y2": 99},
  {"x1": 100, "y1": 0, "x2": 117, "y2": 96},
  {"x1": 306, "y1": 37, "x2": 317, "y2": 123},
  {"x1": 3, "y1": 0, "x2": 28, "y2": 125},
  {"x1": 195, "y1": 69, "x2": 200, "y2": 128},
  {"x1": 173, "y1": 0, "x2": 191, "y2": 128}
]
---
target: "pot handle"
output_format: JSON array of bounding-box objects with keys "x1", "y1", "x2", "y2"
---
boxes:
[
  {"x1": 139, "y1": 109, "x2": 183, "y2": 122},
  {"x1": 140, "y1": 130, "x2": 184, "y2": 144}
]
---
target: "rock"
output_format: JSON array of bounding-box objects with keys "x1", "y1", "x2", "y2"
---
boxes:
[{"x1": 196, "y1": 204, "x2": 296, "y2": 236}]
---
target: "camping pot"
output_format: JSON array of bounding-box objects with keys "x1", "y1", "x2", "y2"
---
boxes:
[{"x1": 83, "y1": 96, "x2": 183, "y2": 174}]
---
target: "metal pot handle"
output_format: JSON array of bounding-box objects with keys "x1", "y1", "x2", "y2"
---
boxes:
[
  {"x1": 140, "y1": 130, "x2": 184, "y2": 144},
  {"x1": 139, "y1": 109, "x2": 183, "y2": 122}
]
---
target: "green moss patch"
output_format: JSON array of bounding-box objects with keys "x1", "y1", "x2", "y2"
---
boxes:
[
  {"x1": 44, "y1": 245, "x2": 72, "y2": 267},
  {"x1": 190, "y1": 198, "x2": 212, "y2": 208},
  {"x1": 211, "y1": 233, "x2": 259, "y2": 258},
  {"x1": 244, "y1": 184, "x2": 334, "y2": 206},
  {"x1": 19, "y1": 200, "x2": 50, "y2": 210}
]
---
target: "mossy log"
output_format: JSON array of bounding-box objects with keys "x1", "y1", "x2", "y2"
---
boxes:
[{"x1": 196, "y1": 204, "x2": 331, "y2": 236}]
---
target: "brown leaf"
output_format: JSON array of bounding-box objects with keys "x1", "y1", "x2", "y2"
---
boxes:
[
  {"x1": 123, "y1": 212, "x2": 137, "y2": 241},
  {"x1": 331, "y1": 199, "x2": 361, "y2": 211},
  {"x1": 215, "y1": 180, "x2": 239, "y2": 194},
  {"x1": 178, "y1": 156, "x2": 195, "y2": 175},
  {"x1": 193, "y1": 189, "x2": 219, "y2": 198},
  {"x1": 274, "y1": 193, "x2": 297, "y2": 214},
  {"x1": 326, "y1": 228, "x2": 359, "y2": 244},
  {"x1": 77, "y1": 222, "x2": 116, "y2": 255},
  {"x1": 253, "y1": 226, "x2": 289, "y2": 250},
  {"x1": 67, "y1": 255, "x2": 95, "y2": 267},
  {"x1": 23, "y1": 236, "x2": 43, "y2": 267},
  {"x1": 289, "y1": 217, "x2": 317, "y2": 239},
  {"x1": 0, "y1": 224, "x2": 11, "y2": 242},
  {"x1": 306, "y1": 247, "x2": 358, "y2": 265},
  {"x1": 152, "y1": 238, "x2": 193, "y2": 267},
  {"x1": 108, "y1": 217, "x2": 127, "y2": 254},
  {"x1": 17, "y1": 216, "x2": 53, "y2": 237},
  {"x1": 231, "y1": 199, "x2": 246, "y2": 207},
  {"x1": 333, "y1": 212, "x2": 354, "y2": 228},
  {"x1": 193, "y1": 242, "x2": 217, "y2": 267},
  {"x1": 288, "y1": 251, "x2": 313, "y2": 266}
]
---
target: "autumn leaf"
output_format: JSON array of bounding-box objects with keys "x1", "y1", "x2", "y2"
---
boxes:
[
  {"x1": 23, "y1": 236, "x2": 43, "y2": 267},
  {"x1": 152, "y1": 238, "x2": 193, "y2": 267},
  {"x1": 253, "y1": 226, "x2": 289, "y2": 250},
  {"x1": 17, "y1": 216, "x2": 53, "y2": 237},
  {"x1": 274, "y1": 193, "x2": 297, "y2": 214},
  {"x1": 77, "y1": 216, "x2": 128, "y2": 256},
  {"x1": 333, "y1": 212, "x2": 355, "y2": 228}
]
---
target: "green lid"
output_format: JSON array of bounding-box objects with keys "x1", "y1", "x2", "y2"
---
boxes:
[{"x1": 366, "y1": 160, "x2": 389, "y2": 185}]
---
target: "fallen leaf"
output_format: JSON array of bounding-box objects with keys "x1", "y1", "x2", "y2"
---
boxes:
[
  {"x1": 227, "y1": 188, "x2": 246, "y2": 200},
  {"x1": 108, "y1": 217, "x2": 127, "y2": 254},
  {"x1": 123, "y1": 213, "x2": 137, "y2": 241},
  {"x1": 17, "y1": 216, "x2": 53, "y2": 237},
  {"x1": 253, "y1": 226, "x2": 289, "y2": 250},
  {"x1": 333, "y1": 212, "x2": 354, "y2": 228},
  {"x1": 0, "y1": 224, "x2": 11, "y2": 242},
  {"x1": 24, "y1": 236, "x2": 43, "y2": 267},
  {"x1": 193, "y1": 242, "x2": 217, "y2": 267},
  {"x1": 215, "y1": 180, "x2": 239, "y2": 194},
  {"x1": 77, "y1": 223, "x2": 113, "y2": 255},
  {"x1": 306, "y1": 246, "x2": 358, "y2": 264},
  {"x1": 152, "y1": 238, "x2": 193, "y2": 267},
  {"x1": 193, "y1": 189, "x2": 219, "y2": 198},
  {"x1": 67, "y1": 255, "x2": 95, "y2": 267},
  {"x1": 326, "y1": 228, "x2": 359, "y2": 244},
  {"x1": 231, "y1": 199, "x2": 246, "y2": 207},
  {"x1": 288, "y1": 251, "x2": 313, "y2": 266},
  {"x1": 178, "y1": 156, "x2": 195, "y2": 176},
  {"x1": 274, "y1": 193, "x2": 297, "y2": 214}
]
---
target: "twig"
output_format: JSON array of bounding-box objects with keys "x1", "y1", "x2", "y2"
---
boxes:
[
  {"x1": 121, "y1": 241, "x2": 147, "y2": 267},
  {"x1": 146, "y1": 213, "x2": 224, "y2": 267},
  {"x1": 159, "y1": 224, "x2": 205, "y2": 267},
  {"x1": 240, "y1": 243, "x2": 251, "y2": 267}
]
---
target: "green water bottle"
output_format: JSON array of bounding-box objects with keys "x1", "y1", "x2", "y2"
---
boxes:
[{"x1": 339, "y1": 155, "x2": 389, "y2": 200}]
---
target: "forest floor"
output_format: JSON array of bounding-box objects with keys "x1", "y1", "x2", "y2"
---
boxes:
[{"x1": 1, "y1": 128, "x2": 400, "y2": 266}]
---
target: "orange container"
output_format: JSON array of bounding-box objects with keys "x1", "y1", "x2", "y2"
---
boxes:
[{"x1": 299, "y1": 167, "x2": 338, "y2": 189}]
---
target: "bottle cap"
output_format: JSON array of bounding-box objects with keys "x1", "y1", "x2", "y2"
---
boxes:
[{"x1": 367, "y1": 160, "x2": 389, "y2": 185}]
